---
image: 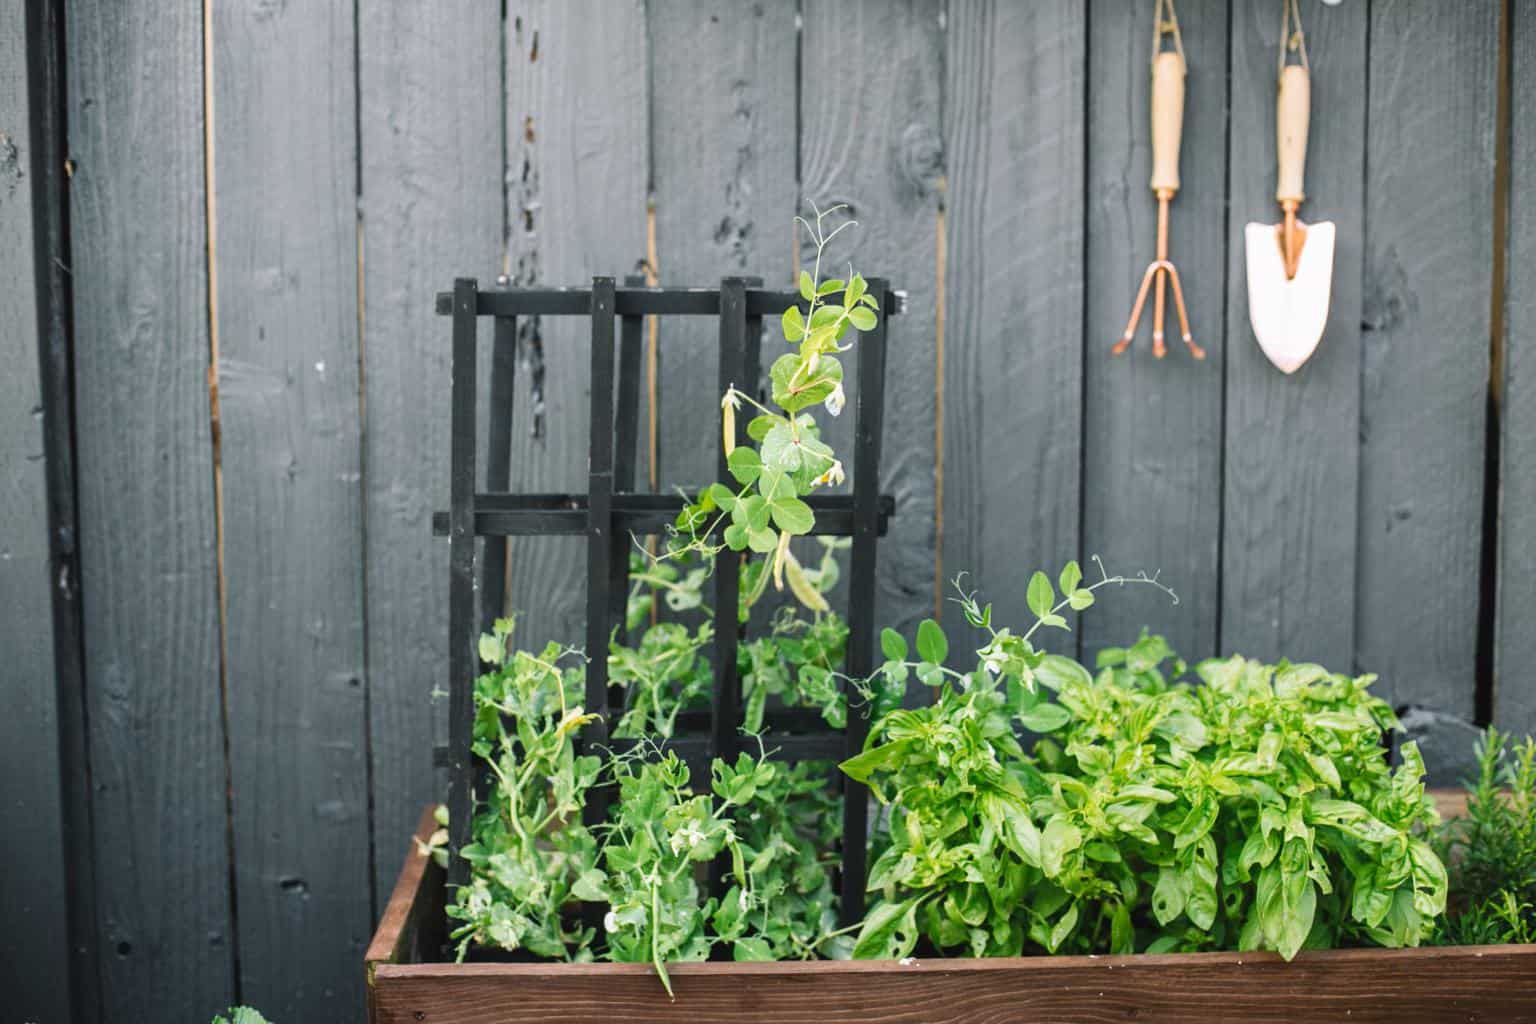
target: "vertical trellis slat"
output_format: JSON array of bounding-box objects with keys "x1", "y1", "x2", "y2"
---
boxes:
[
  {"x1": 446, "y1": 278, "x2": 481, "y2": 895},
  {"x1": 482, "y1": 309, "x2": 519, "y2": 637}
]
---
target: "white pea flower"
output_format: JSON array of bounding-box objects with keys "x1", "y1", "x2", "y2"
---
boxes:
[
  {"x1": 604, "y1": 910, "x2": 620, "y2": 933},
  {"x1": 813, "y1": 459, "x2": 846, "y2": 488},
  {"x1": 669, "y1": 823, "x2": 706, "y2": 854},
  {"x1": 824, "y1": 381, "x2": 846, "y2": 417}
]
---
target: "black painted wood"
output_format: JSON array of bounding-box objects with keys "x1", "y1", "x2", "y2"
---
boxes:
[
  {"x1": 446, "y1": 279, "x2": 480, "y2": 896},
  {"x1": 1357, "y1": 3, "x2": 1497, "y2": 726},
  {"x1": 503, "y1": 0, "x2": 648, "y2": 653},
  {"x1": 1, "y1": 3, "x2": 76, "y2": 1016},
  {"x1": 65, "y1": 0, "x2": 235, "y2": 1016},
  {"x1": 483, "y1": 311, "x2": 518, "y2": 638},
  {"x1": 1220, "y1": 0, "x2": 1368, "y2": 669},
  {"x1": 1499, "y1": 0, "x2": 1536, "y2": 744},
  {"x1": 841, "y1": 279, "x2": 891, "y2": 926},
  {"x1": 360, "y1": 0, "x2": 504, "y2": 915},
  {"x1": 943, "y1": 0, "x2": 1087, "y2": 661},
  {"x1": 803, "y1": 0, "x2": 941, "y2": 647},
  {"x1": 1082, "y1": 0, "x2": 1224, "y2": 664},
  {"x1": 211, "y1": 1, "x2": 371, "y2": 1014}
]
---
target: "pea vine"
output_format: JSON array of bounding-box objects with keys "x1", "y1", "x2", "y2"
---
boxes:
[{"x1": 668, "y1": 203, "x2": 879, "y2": 613}]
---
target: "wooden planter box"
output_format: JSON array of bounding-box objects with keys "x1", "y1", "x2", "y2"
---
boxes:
[{"x1": 367, "y1": 804, "x2": 1536, "y2": 1024}]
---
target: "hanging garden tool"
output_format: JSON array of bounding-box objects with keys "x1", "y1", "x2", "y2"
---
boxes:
[
  {"x1": 1245, "y1": 0, "x2": 1335, "y2": 374},
  {"x1": 1113, "y1": 0, "x2": 1204, "y2": 360}
]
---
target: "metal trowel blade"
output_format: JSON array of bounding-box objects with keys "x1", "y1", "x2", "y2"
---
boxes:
[{"x1": 1244, "y1": 219, "x2": 1335, "y2": 374}]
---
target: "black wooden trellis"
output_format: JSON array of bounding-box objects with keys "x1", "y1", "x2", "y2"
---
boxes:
[{"x1": 433, "y1": 275, "x2": 900, "y2": 931}]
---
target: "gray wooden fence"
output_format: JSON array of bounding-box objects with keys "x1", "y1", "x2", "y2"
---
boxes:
[{"x1": 3, "y1": 1, "x2": 1529, "y2": 1021}]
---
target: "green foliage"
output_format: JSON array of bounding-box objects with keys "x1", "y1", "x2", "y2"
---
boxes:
[
  {"x1": 843, "y1": 568, "x2": 1445, "y2": 963},
  {"x1": 1435, "y1": 729, "x2": 1536, "y2": 945},
  {"x1": 448, "y1": 620, "x2": 602, "y2": 960},
  {"x1": 212, "y1": 1010, "x2": 270, "y2": 1024},
  {"x1": 670, "y1": 204, "x2": 879, "y2": 615},
  {"x1": 452, "y1": 579, "x2": 856, "y2": 991}
]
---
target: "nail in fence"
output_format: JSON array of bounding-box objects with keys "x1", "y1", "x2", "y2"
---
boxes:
[{"x1": 434, "y1": 276, "x2": 901, "y2": 938}]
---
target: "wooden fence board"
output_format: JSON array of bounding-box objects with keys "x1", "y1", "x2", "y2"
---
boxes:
[
  {"x1": 1081, "y1": 0, "x2": 1226, "y2": 664},
  {"x1": 1357, "y1": 3, "x2": 1497, "y2": 731},
  {"x1": 1498, "y1": 2, "x2": 1536, "y2": 743},
  {"x1": 360, "y1": 1, "x2": 504, "y2": 912},
  {"x1": 1220, "y1": 0, "x2": 1367, "y2": 670},
  {"x1": 64, "y1": 0, "x2": 235, "y2": 1016},
  {"x1": 502, "y1": 0, "x2": 648, "y2": 650},
  {"x1": 942, "y1": 0, "x2": 1083, "y2": 654},
  {"x1": 211, "y1": 1, "x2": 370, "y2": 1016},
  {"x1": 0, "y1": 5, "x2": 74, "y2": 1016},
  {"x1": 650, "y1": 0, "x2": 797, "y2": 494},
  {"x1": 804, "y1": 0, "x2": 942, "y2": 645}
]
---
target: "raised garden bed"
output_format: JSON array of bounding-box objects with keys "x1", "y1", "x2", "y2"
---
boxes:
[
  {"x1": 370, "y1": 263, "x2": 1536, "y2": 1023},
  {"x1": 367, "y1": 805, "x2": 1536, "y2": 1024}
]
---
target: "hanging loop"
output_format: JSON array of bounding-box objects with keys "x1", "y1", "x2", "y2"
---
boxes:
[
  {"x1": 1152, "y1": 0, "x2": 1186, "y2": 65},
  {"x1": 1279, "y1": 0, "x2": 1311, "y2": 77}
]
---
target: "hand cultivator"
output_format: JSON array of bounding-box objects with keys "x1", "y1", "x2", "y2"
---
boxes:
[{"x1": 1112, "y1": 0, "x2": 1205, "y2": 361}]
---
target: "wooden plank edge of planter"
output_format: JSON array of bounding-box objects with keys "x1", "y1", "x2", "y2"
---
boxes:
[
  {"x1": 366, "y1": 805, "x2": 445, "y2": 1015},
  {"x1": 368, "y1": 795, "x2": 1535, "y2": 1024}
]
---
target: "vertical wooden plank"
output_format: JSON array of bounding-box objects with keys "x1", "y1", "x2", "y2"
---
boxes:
[
  {"x1": 504, "y1": 0, "x2": 648, "y2": 649},
  {"x1": 0, "y1": 3, "x2": 74, "y2": 1016},
  {"x1": 649, "y1": 0, "x2": 798, "y2": 492},
  {"x1": 942, "y1": 0, "x2": 1082, "y2": 649},
  {"x1": 804, "y1": 0, "x2": 942, "y2": 642},
  {"x1": 210, "y1": 0, "x2": 370, "y2": 1014},
  {"x1": 360, "y1": 1, "x2": 503, "y2": 911},
  {"x1": 1498, "y1": 1, "x2": 1536, "y2": 742},
  {"x1": 1358, "y1": 3, "x2": 1497, "y2": 734},
  {"x1": 1082, "y1": 0, "x2": 1226, "y2": 662},
  {"x1": 1221, "y1": 0, "x2": 1367, "y2": 668},
  {"x1": 65, "y1": 0, "x2": 235, "y2": 1016}
]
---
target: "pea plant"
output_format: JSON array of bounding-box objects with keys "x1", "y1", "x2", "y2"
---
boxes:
[
  {"x1": 843, "y1": 563, "x2": 1447, "y2": 961},
  {"x1": 669, "y1": 203, "x2": 880, "y2": 613}
]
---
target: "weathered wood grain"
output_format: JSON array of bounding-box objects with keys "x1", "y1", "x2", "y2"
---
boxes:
[
  {"x1": 1220, "y1": 0, "x2": 1367, "y2": 668},
  {"x1": 64, "y1": 0, "x2": 235, "y2": 1016},
  {"x1": 650, "y1": 0, "x2": 797, "y2": 495},
  {"x1": 0, "y1": 5, "x2": 74, "y2": 1016},
  {"x1": 803, "y1": 0, "x2": 941, "y2": 645},
  {"x1": 1356, "y1": 2, "x2": 1497, "y2": 732},
  {"x1": 373, "y1": 946, "x2": 1536, "y2": 1024},
  {"x1": 211, "y1": 1, "x2": 370, "y2": 1016},
  {"x1": 941, "y1": 0, "x2": 1083, "y2": 655},
  {"x1": 1498, "y1": 1, "x2": 1536, "y2": 743},
  {"x1": 503, "y1": 0, "x2": 648, "y2": 650},
  {"x1": 360, "y1": 1, "x2": 504, "y2": 911},
  {"x1": 1081, "y1": 0, "x2": 1226, "y2": 663}
]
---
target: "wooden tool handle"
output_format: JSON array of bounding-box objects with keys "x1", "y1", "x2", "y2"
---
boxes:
[
  {"x1": 1149, "y1": 50, "x2": 1186, "y2": 195},
  {"x1": 1276, "y1": 63, "x2": 1310, "y2": 204}
]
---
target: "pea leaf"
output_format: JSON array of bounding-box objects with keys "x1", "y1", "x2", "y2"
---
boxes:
[
  {"x1": 770, "y1": 496, "x2": 814, "y2": 535},
  {"x1": 880, "y1": 627, "x2": 907, "y2": 661},
  {"x1": 781, "y1": 305, "x2": 805, "y2": 342},
  {"x1": 916, "y1": 619, "x2": 948, "y2": 665},
  {"x1": 1027, "y1": 571, "x2": 1055, "y2": 619}
]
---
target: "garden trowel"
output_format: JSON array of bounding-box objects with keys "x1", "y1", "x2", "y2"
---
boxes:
[{"x1": 1245, "y1": 0, "x2": 1333, "y2": 374}]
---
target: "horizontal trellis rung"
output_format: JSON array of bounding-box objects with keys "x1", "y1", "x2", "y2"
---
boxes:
[
  {"x1": 434, "y1": 286, "x2": 909, "y2": 318},
  {"x1": 431, "y1": 493, "x2": 895, "y2": 537},
  {"x1": 433, "y1": 733, "x2": 847, "y2": 771}
]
